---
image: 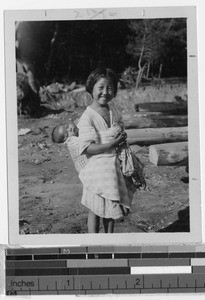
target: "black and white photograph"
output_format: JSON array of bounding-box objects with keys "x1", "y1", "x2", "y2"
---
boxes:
[{"x1": 4, "y1": 7, "x2": 201, "y2": 245}]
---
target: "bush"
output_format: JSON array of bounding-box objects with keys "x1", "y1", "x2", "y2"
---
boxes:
[{"x1": 121, "y1": 67, "x2": 138, "y2": 88}]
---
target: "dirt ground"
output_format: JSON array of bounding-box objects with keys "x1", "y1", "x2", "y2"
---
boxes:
[{"x1": 18, "y1": 102, "x2": 189, "y2": 235}]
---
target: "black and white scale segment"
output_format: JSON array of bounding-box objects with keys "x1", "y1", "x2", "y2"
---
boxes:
[{"x1": 5, "y1": 245, "x2": 205, "y2": 295}]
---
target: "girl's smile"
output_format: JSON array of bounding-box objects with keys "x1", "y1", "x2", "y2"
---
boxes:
[{"x1": 92, "y1": 77, "x2": 114, "y2": 107}]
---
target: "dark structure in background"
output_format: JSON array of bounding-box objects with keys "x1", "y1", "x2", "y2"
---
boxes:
[{"x1": 16, "y1": 22, "x2": 41, "y2": 116}]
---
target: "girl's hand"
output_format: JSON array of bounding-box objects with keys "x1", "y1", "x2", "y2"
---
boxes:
[
  {"x1": 119, "y1": 206, "x2": 130, "y2": 219},
  {"x1": 110, "y1": 132, "x2": 127, "y2": 147},
  {"x1": 118, "y1": 132, "x2": 127, "y2": 146},
  {"x1": 140, "y1": 180, "x2": 147, "y2": 190}
]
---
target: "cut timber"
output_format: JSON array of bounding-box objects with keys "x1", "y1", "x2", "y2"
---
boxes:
[
  {"x1": 149, "y1": 142, "x2": 188, "y2": 166},
  {"x1": 124, "y1": 115, "x2": 187, "y2": 129},
  {"x1": 135, "y1": 102, "x2": 187, "y2": 115},
  {"x1": 123, "y1": 112, "x2": 165, "y2": 119},
  {"x1": 126, "y1": 127, "x2": 188, "y2": 146}
]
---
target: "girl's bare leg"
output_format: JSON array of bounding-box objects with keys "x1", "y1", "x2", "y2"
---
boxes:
[
  {"x1": 103, "y1": 218, "x2": 114, "y2": 233},
  {"x1": 88, "y1": 210, "x2": 100, "y2": 233}
]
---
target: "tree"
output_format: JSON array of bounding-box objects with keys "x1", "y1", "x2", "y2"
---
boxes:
[
  {"x1": 15, "y1": 19, "x2": 187, "y2": 87},
  {"x1": 126, "y1": 18, "x2": 187, "y2": 85}
]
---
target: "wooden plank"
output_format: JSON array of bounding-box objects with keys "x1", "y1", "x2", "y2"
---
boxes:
[
  {"x1": 124, "y1": 115, "x2": 187, "y2": 129},
  {"x1": 134, "y1": 102, "x2": 187, "y2": 115}
]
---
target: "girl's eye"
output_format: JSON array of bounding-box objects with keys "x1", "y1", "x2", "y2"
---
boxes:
[{"x1": 98, "y1": 86, "x2": 113, "y2": 91}]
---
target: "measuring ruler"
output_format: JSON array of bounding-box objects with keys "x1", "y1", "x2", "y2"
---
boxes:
[{"x1": 5, "y1": 245, "x2": 205, "y2": 295}]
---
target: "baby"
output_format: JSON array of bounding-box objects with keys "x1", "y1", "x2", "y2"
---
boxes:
[{"x1": 51, "y1": 121, "x2": 88, "y2": 173}]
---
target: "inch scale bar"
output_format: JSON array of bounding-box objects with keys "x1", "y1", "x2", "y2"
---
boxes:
[
  {"x1": 5, "y1": 245, "x2": 205, "y2": 295},
  {"x1": 6, "y1": 273, "x2": 205, "y2": 295}
]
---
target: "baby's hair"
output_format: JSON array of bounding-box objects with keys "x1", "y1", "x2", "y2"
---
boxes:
[
  {"x1": 51, "y1": 125, "x2": 65, "y2": 143},
  {"x1": 86, "y1": 67, "x2": 118, "y2": 97}
]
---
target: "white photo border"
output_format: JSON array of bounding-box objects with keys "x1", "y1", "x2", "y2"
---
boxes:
[{"x1": 4, "y1": 6, "x2": 202, "y2": 246}]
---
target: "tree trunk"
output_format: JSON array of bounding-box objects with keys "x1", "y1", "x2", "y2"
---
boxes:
[
  {"x1": 158, "y1": 63, "x2": 163, "y2": 78},
  {"x1": 135, "y1": 102, "x2": 187, "y2": 115},
  {"x1": 67, "y1": 24, "x2": 74, "y2": 78},
  {"x1": 136, "y1": 34, "x2": 145, "y2": 89},
  {"x1": 146, "y1": 62, "x2": 150, "y2": 78},
  {"x1": 124, "y1": 115, "x2": 187, "y2": 129},
  {"x1": 136, "y1": 67, "x2": 143, "y2": 88},
  {"x1": 126, "y1": 126, "x2": 188, "y2": 146},
  {"x1": 46, "y1": 23, "x2": 59, "y2": 78},
  {"x1": 149, "y1": 142, "x2": 188, "y2": 166}
]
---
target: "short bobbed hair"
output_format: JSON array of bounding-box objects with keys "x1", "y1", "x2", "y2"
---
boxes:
[{"x1": 86, "y1": 67, "x2": 118, "y2": 97}]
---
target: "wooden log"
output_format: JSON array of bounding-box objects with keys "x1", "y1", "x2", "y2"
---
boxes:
[
  {"x1": 126, "y1": 127, "x2": 188, "y2": 146},
  {"x1": 123, "y1": 111, "x2": 165, "y2": 118},
  {"x1": 134, "y1": 102, "x2": 187, "y2": 115},
  {"x1": 124, "y1": 115, "x2": 187, "y2": 129},
  {"x1": 149, "y1": 142, "x2": 188, "y2": 166}
]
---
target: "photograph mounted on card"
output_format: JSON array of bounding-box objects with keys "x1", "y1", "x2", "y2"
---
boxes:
[{"x1": 4, "y1": 6, "x2": 201, "y2": 246}]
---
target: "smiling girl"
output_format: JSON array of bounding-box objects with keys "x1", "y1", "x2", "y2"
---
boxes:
[{"x1": 77, "y1": 67, "x2": 136, "y2": 234}]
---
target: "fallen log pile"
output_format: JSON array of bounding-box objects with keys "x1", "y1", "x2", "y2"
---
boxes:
[{"x1": 126, "y1": 101, "x2": 189, "y2": 168}]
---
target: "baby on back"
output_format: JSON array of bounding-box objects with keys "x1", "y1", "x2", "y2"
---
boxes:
[
  {"x1": 51, "y1": 121, "x2": 123, "y2": 172},
  {"x1": 51, "y1": 121, "x2": 88, "y2": 173}
]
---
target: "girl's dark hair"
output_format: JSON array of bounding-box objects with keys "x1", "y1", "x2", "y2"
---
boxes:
[{"x1": 86, "y1": 67, "x2": 118, "y2": 97}]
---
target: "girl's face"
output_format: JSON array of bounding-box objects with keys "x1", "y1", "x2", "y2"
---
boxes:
[{"x1": 92, "y1": 77, "x2": 114, "y2": 107}]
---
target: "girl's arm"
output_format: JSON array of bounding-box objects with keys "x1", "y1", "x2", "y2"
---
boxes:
[{"x1": 85, "y1": 132, "x2": 126, "y2": 155}]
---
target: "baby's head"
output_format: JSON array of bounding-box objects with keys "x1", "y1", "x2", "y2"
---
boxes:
[
  {"x1": 86, "y1": 67, "x2": 118, "y2": 98},
  {"x1": 51, "y1": 121, "x2": 78, "y2": 143}
]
